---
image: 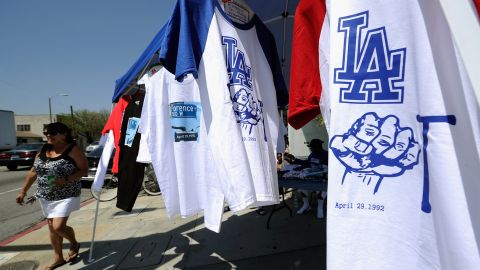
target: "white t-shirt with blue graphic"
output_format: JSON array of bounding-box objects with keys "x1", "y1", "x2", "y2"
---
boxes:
[
  {"x1": 160, "y1": 0, "x2": 288, "y2": 210},
  {"x1": 138, "y1": 67, "x2": 225, "y2": 232},
  {"x1": 322, "y1": 1, "x2": 480, "y2": 269}
]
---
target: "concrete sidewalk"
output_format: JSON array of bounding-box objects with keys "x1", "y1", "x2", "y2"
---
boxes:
[{"x1": 0, "y1": 193, "x2": 326, "y2": 270}]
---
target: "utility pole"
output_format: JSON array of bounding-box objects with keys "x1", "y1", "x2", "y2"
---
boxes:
[{"x1": 70, "y1": 105, "x2": 76, "y2": 138}]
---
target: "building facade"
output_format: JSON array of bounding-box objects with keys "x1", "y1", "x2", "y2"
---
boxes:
[{"x1": 14, "y1": 114, "x2": 56, "y2": 143}]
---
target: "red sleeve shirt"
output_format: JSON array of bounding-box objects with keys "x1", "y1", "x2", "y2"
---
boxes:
[
  {"x1": 475, "y1": 0, "x2": 480, "y2": 17},
  {"x1": 102, "y1": 96, "x2": 130, "y2": 174},
  {"x1": 287, "y1": 0, "x2": 327, "y2": 129}
]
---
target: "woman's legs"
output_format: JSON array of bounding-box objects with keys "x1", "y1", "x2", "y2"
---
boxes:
[
  {"x1": 48, "y1": 216, "x2": 79, "y2": 261},
  {"x1": 47, "y1": 218, "x2": 64, "y2": 264}
]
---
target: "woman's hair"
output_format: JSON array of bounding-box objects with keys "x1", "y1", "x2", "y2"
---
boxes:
[{"x1": 44, "y1": 122, "x2": 74, "y2": 143}]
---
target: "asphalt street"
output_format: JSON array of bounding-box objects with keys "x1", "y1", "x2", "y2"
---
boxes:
[{"x1": 0, "y1": 166, "x2": 93, "y2": 242}]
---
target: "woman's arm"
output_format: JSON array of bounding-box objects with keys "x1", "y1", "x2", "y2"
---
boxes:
[
  {"x1": 16, "y1": 166, "x2": 38, "y2": 205},
  {"x1": 67, "y1": 145, "x2": 89, "y2": 182}
]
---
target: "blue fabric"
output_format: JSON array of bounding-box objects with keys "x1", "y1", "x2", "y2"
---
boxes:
[
  {"x1": 111, "y1": 24, "x2": 167, "y2": 102},
  {"x1": 114, "y1": 0, "x2": 288, "y2": 107},
  {"x1": 159, "y1": 0, "x2": 214, "y2": 81},
  {"x1": 255, "y1": 19, "x2": 288, "y2": 106}
]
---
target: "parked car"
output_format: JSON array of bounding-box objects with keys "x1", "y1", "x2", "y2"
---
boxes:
[
  {"x1": 0, "y1": 142, "x2": 44, "y2": 171},
  {"x1": 81, "y1": 145, "x2": 114, "y2": 182},
  {"x1": 85, "y1": 141, "x2": 100, "y2": 153}
]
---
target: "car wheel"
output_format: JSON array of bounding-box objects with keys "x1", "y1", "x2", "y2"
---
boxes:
[
  {"x1": 91, "y1": 175, "x2": 118, "y2": 201},
  {"x1": 7, "y1": 165, "x2": 17, "y2": 171}
]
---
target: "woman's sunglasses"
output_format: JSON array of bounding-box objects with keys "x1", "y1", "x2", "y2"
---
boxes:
[{"x1": 43, "y1": 131, "x2": 59, "y2": 136}]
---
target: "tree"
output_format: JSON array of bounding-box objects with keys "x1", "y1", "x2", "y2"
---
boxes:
[{"x1": 57, "y1": 109, "x2": 109, "y2": 143}]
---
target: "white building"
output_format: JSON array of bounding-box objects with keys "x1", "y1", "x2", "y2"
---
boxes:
[{"x1": 14, "y1": 114, "x2": 56, "y2": 143}]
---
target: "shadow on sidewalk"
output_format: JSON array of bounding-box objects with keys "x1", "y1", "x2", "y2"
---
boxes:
[{"x1": 2, "y1": 197, "x2": 326, "y2": 270}]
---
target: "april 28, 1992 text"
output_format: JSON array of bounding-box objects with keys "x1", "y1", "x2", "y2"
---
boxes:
[
  {"x1": 335, "y1": 202, "x2": 385, "y2": 212},
  {"x1": 242, "y1": 136, "x2": 256, "y2": 142}
]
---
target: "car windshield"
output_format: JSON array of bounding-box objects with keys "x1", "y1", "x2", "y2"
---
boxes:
[
  {"x1": 87, "y1": 145, "x2": 115, "y2": 157},
  {"x1": 13, "y1": 143, "x2": 43, "y2": 150},
  {"x1": 88, "y1": 145, "x2": 104, "y2": 156}
]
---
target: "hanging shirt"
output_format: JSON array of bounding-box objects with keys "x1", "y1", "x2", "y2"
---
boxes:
[
  {"x1": 287, "y1": 0, "x2": 327, "y2": 130},
  {"x1": 116, "y1": 93, "x2": 147, "y2": 212},
  {"x1": 138, "y1": 66, "x2": 224, "y2": 232},
  {"x1": 137, "y1": 67, "x2": 180, "y2": 219},
  {"x1": 102, "y1": 96, "x2": 130, "y2": 174},
  {"x1": 136, "y1": 79, "x2": 152, "y2": 164},
  {"x1": 91, "y1": 131, "x2": 115, "y2": 192},
  {"x1": 289, "y1": 1, "x2": 480, "y2": 269},
  {"x1": 160, "y1": 0, "x2": 288, "y2": 211}
]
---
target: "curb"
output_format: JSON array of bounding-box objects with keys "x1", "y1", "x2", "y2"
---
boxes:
[{"x1": 0, "y1": 197, "x2": 96, "y2": 247}]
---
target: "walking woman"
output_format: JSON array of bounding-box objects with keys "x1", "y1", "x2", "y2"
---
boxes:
[{"x1": 16, "y1": 122, "x2": 88, "y2": 269}]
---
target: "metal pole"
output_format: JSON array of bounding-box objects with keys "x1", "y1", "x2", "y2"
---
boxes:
[
  {"x1": 49, "y1": 93, "x2": 69, "y2": 123},
  {"x1": 48, "y1": 97, "x2": 52, "y2": 123},
  {"x1": 88, "y1": 196, "x2": 101, "y2": 263}
]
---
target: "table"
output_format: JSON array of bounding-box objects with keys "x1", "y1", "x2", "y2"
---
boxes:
[{"x1": 266, "y1": 178, "x2": 328, "y2": 229}]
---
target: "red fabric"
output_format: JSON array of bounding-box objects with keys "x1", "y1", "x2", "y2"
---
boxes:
[
  {"x1": 475, "y1": 0, "x2": 480, "y2": 17},
  {"x1": 102, "y1": 96, "x2": 130, "y2": 174},
  {"x1": 288, "y1": 0, "x2": 327, "y2": 129}
]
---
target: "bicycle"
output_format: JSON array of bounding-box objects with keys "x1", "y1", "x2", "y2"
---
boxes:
[{"x1": 91, "y1": 164, "x2": 161, "y2": 202}]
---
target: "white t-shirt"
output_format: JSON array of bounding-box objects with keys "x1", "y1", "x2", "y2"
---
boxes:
[
  {"x1": 138, "y1": 67, "x2": 224, "y2": 232},
  {"x1": 159, "y1": 0, "x2": 289, "y2": 210},
  {"x1": 324, "y1": 1, "x2": 480, "y2": 269},
  {"x1": 288, "y1": 0, "x2": 480, "y2": 268}
]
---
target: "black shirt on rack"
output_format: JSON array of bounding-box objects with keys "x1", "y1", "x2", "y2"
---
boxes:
[{"x1": 116, "y1": 93, "x2": 147, "y2": 212}]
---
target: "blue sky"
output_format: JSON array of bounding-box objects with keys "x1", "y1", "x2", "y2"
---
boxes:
[{"x1": 0, "y1": 0, "x2": 175, "y2": 115}]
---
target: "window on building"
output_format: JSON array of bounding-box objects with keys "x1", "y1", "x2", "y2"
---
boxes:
[{"x1": 17, "y1": 124, "x2": 31, "y2": 131}]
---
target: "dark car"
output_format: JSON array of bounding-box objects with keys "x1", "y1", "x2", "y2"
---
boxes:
[
  {"x1": 0, "y1": 142, "x2": 44, "y2": 171},
  {"x1": 85, "y1": 141, "x2": 100, "y2": 153},
  {"x1": 81, "y1": 145, "x2": 114, "y2": 182}
]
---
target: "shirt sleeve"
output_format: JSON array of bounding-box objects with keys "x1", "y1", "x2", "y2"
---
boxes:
[
  {"x1": 102, "y1": 97, "x2": 129, "y2": 135},
  {"x1": 287, "y1": 0, "x2": 327, "y2": 129},
  {"x1": 136, "y1": 73, "x2": 152, "y2": 163},
  {"x1": 159, "y1": 0, "x2": 215, "y2": 81},
  {"x1": 92, "y1": 131, "x2": 115, "y2": 192},
  {"x1": 102, "y1": 97, "x2": 130, "y2": 174},
  {"x1": 255, "y1": 18, "x2": 289, "y2": 107}
]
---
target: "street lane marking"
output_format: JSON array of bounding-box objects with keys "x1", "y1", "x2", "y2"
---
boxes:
[{"x1": 0, "y1": 185, "x2": 37, "y2": 196}]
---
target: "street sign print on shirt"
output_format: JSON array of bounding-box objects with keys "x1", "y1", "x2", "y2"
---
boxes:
[
  {"x1": 124, "y1": 117, "x2": 140, "y2": 147},
  {"x1": 170, "y1": 102, "x2": 201, "y2": 143}
]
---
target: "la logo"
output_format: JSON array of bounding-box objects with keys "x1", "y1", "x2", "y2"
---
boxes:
[{"x1": 334, "y1": 11, "x2": 406, "y2": 104}]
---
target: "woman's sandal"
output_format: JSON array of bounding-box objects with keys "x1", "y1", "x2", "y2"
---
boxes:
[
  {"x1": 44, "y1": 259, "x2": 66, "y2": 270},
  {"x1": 65, "y1": 242, "x2": 80, "y2": 263}
]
